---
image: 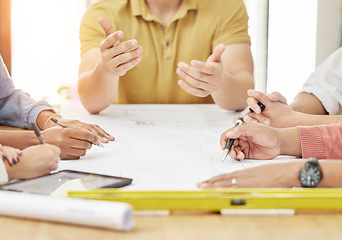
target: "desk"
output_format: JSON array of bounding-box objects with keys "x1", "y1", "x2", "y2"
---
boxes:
[{"x1": 1, "y1": 104, "x2": 342, "y2": 239}]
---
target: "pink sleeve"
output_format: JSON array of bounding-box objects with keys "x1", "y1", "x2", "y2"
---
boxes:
[{"x1": 298, "y1": 123, "x2": 342, "y2": 159}]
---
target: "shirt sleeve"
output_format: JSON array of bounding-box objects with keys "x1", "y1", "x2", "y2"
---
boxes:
[
  {"x1": 299, "y1": 47, "x2": 342, "y2": 115},
  {"x1": 79, "y1": 2, "x2": 115, "y2": 56},
  {"x1": 0, "y1": 160, "x2": 9, "y2": 186},
  {"x1": 0, "y1": 56, "x2": 55, "y2": 129},
  {"x1": 213, "y1": 0, "x2": 251, "y2": 48},
  {"x1": 298, "y1": 123, "x2": 342, "y2": 159}
]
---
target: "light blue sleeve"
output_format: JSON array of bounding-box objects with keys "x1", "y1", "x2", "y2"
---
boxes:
[{"x1": 0, "y1": 55, "x2": 55, "y2": 129}]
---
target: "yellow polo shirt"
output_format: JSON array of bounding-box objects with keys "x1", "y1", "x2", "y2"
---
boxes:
[{"x1": 80, "y1": 0, "x2": 251, "y2": 104}]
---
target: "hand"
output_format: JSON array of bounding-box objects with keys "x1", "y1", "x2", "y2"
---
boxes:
[
  {"x1": 41, "y1": 127, "x2": 99, "y2": 160},
  {"x1": 6, "y1": 144, "x2": 60, "y2": 180},
  {"x1": 221, "y1": 123, "x2": 282, "y2": 160},
  {"x1": 197, "y1": 161, "x2": 303, "y2": 188},
  {"x1": 177, "y1": 44, "x2": 226, "y2": 97},
  {"x1": 240, "y1": 89, "x2": 297, "y2": 128},
  {"x1": 0, "y1": 145, "x2": 22, "y2": 166},
  {"x1": 98, "y1": 17, "x2": 143, "y2": 76},
  {"x1": 44, "y1": 116, "x2": 115, "y2": 143}
]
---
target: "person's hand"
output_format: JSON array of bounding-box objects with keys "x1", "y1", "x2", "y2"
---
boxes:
[
  {"x1": 41, "y1": 127, "x2": 100, "y2": 160},
  {"x1": 197, "y1": 161, "x2": 303, "y2": 188},
  {"x1": 44, "y1": 116, "x2": 115, "y2": 143},
  {"x1": 238, "y1": 89, "x2": 297, "y2": 128},
  {"x1": 0, "y1": 145, "x2": 22, "y2": 166},
  {"x1": 98, "y1": 16, "x2": 143, "y2": 77},
  {"x1": 221, "y1": 123, "x2": 282, "y2": 160},
  {"x1": 6, "y1": 144, "x2": 60, "y2": 180},
  {"x1": 177, "y1": 44, "x2": 226, "y2": 97}
]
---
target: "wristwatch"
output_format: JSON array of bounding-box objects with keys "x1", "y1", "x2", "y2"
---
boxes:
[{"x1": 299, "y1": 158, "x2": 322, "y2": 188}]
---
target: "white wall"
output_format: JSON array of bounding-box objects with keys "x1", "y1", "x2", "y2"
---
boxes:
[
  {"x1": 316, "y1": 0, "x2": 342, "y2": 66},
  {"x1": 267, "y1": 0, "x2": 318, "y2": 103}
]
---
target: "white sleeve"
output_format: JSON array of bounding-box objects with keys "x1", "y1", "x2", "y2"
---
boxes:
[
  {"x1": 299, "y1": 47, "x2": 342, "y2": 115},
  {"x1": 0, "y1": 160, "x2": 9, "y2": 186}
]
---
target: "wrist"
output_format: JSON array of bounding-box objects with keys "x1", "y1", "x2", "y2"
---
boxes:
[
  {"x1": 37, "y1": 110, "x2": 62, "y2": 130},
  {"x1": 279, "y1": 128, "x2": 301, "y2": 157}
]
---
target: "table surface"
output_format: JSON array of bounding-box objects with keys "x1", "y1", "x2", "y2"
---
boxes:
[
  {"x1": 1, "y1": 212, "x2": 342, "y2": 240},
  {"x1": 1, "y1": 104, "x2": 342, "y2": 239}
]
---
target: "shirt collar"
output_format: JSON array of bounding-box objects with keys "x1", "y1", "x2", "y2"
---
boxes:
[{"x1": 131, "y1": 0, "x2": 198, "y2": 22}]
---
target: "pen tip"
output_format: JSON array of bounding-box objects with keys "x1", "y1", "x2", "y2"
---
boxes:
[{"x1": 221, "y1": 149, "x2": 228, "y2": 161}]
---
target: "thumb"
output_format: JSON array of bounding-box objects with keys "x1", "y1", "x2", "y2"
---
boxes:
[
  {"x1": 98, "y1": 17, "x2": 113, "y2": 38},
  {"x1": 207, "y1": 44, "x2": 225, "y2": 63}
]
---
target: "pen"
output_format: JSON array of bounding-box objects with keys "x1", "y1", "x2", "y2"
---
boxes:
[
  {"x1": 50, "y1": 117, "x2": 104, "y2": 148},
  {"x1": 221, "y1": 101, "x2": 265, "y2": 161},
  {"x1": 31, "y1": 122, "x2": 45, "y2": 144}
]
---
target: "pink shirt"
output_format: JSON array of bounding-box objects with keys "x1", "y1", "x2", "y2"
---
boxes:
[{"x1": 298, "y1": 123, "x2": 342, "y2": 159}]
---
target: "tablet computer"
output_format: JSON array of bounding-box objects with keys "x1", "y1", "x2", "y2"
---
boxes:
[{"x1": 0, "y1": 170, "x2": 132, "y2": 195}]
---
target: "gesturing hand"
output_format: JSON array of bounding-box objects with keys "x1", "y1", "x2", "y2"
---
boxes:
[
  {"x1": 98, "y1": 17, "x2": 143, "y2": 77},
  {"x1": 177, "y1": 44, "x2": 226, "y2": 97}
]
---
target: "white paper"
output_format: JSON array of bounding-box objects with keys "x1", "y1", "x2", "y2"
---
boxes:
[
  {"x1": 58, "y1": 104, "x2": 296, "y2": 190},
  {"x1": 0, "y1": 191, "x2": 134, "y2": 231}
]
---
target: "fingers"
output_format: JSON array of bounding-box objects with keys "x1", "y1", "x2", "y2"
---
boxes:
[
  {"x1": 177, "y1": 61, "x2": 220, "y2": 97},
  {"x1": 178, "y1": 80, "x2": 210, "y2": 97},
  {"x1": 207, "y1": 44, "x2": 225, "y2": 63},
  {"x1": 247, "y1": 89, "x2": 271, "y2": 114},
  {"x1": 243, "y1": 113, "x2": 270, "y2": 125},
  {"x1": 102, "y1": 38, "x2": 138, "y2": 60},
  {"x1": 44, "y1": 144, "x2": 61, "y2": 155},
  {"x1": 100, "y1": 31, "x2": 124, "y2": 51},
  {"x1": 98, "y1": 16, "x2": 114, "y2": 38},
  {"x1": 267, "y1": 91, "x2": 288, "y2": 104},
  {"x1": 67, "y1": 120, "x2": 115, "y2": 142},
  {"x1": 0, "y1": 146, "x2": 21, "y2": 166},
  {"x1": 197, "y1": 173, "x2": 235, "y2": 188}
]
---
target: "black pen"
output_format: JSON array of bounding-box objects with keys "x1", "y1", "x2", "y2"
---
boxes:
[
  {"x1": 221, "y1": 101, "x2": 265, "y2": 161},
  {"x1": 31, "y1": 122, "x2": 45, "y2": 144},
  {"x1": 50, "y1": 117, "x2": 104, "y2": 148}
]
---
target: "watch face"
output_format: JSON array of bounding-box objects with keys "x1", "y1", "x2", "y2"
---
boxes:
[{"x1": 299, "y1": 163, "x2": 322, "y2": 187}]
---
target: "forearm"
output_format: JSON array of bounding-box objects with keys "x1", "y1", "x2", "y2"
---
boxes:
[
  {"x1": 290, "y1": 92, "x2": 327, "y2": 115},
  {"x1": 0, "y1": 131, "x2": 39, "y2": 150},
  {"x1": 78, "y1": 63, "x2": 119, "y2": 114},
  {"x1": 287, "y1": 111, "x2": 342, "y2": 127},
  {"x1": 211, "y1": 71, "x2": 254, "y2": 111},
  {"x1": 318, "y1": 161, "x2": 342, "y2": 187},
  {"x1": 278, "y1": 127, "x2": 302, "y2": 157}
]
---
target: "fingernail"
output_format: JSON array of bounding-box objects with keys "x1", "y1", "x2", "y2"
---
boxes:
[
  {"x1": 12, "y1": 159, "x2": 16, "y2": 165},
  {"x1": 17, "y1": 157, "x2": 20, "y2": 163},
  {"x1": 116, "y1": 31, "x2": 123, "y2": 38},
  {"x1": 2, "y1": 155, "x2": 6, "y2": 161},
  {"x1": 135, "y1": 47, "x2": 142, "y2": 53},
  {"x1": 264, "y1": 119, "x2": 269, "y2": 125},
  {"x1": 198, "y1": 182, "x2": 208, "y2": 188},
  {"x1": 131, "y1": 39, "x2": 137, "y2": 46},
  {"x1": 248, "y1": 89, "x2": 255, "y2": 95},
  {"x1": 178, "y1": 62, "x2": 184, "y2": 68}
]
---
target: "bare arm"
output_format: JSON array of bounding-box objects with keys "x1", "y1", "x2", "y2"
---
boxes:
[
  {"x1": 78, "y1": 17, "x2": 142, "y2": 114},
  {"x1": 290, "y1": 92, "x2": 328, "y2": 115},
  {"x1": 78, "y1": 48, "x2": 119, "y2": 114},
  {"x1": 211, "y1": 43, "x2": 254, "y2": 110}
]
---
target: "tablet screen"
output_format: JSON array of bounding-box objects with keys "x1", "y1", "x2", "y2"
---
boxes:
[{"x1": 0, "y1": 170, "x2": 132, "y2": 195}]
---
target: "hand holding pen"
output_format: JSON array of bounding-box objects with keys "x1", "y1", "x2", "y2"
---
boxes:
[
  {"x1": 222, "y1": 101, "x2": 265, "y2": 161},
  {"x1": 50, "y1": 118, "x2": 104, "y2": 148}
]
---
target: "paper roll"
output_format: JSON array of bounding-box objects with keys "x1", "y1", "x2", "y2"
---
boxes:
[{"x1": 0, "y1": 191, "x2": 134, "y2": 231}]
